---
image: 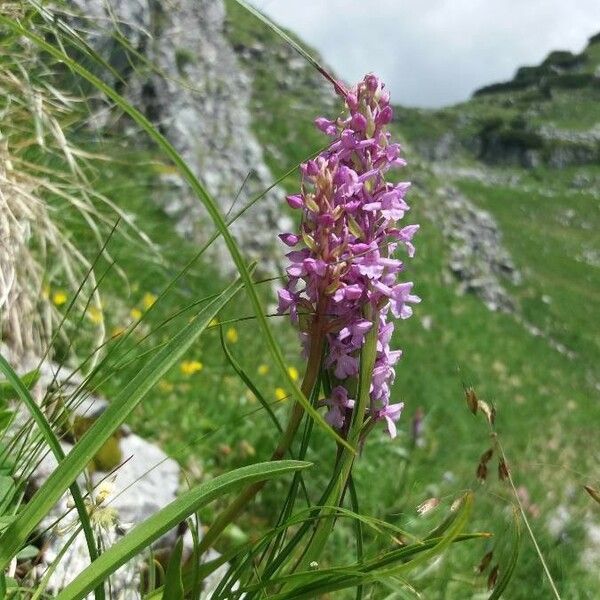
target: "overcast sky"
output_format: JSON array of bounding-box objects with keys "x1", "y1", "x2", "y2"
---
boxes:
[{"x1": 251, "y1": 0, "x2": 600, "y2": 108}]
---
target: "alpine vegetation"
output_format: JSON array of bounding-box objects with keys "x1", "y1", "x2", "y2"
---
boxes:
[{"x1": 0, "y1": 1, "x2": 541, "y2": 598}]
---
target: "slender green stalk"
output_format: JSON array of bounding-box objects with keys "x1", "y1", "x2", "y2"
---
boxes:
[
  {"x1": 30, "y1": 527, "x2": 83, "y2": 600},
  {"x1": 488, "y1": 507, "x2": 522, "y2": 600},
  {"x1": 219, "y1": 327, "x2": 282, "y2": 433},
  {"x1": 348, "y1": 476, "x2": 364, "y2": 600},
  {"x1": 494, "y1": 436, "x2": 561, "y2": 600}
]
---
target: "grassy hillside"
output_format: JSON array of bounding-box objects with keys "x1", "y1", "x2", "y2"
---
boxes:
[
  {"x1": 41, "y1": 7, "x2": 600, "y2": 599},
  {"x1": 222, "y1": 10, "x2": 600, "y2": 598}
]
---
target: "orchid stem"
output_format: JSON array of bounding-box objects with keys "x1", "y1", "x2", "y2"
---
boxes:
[
  {"x1": 293, "y1": 304, "x2": 378, "y2": 573},
  {"x1": 196, "y1": 307, "x2": 326, "y2": 556}
]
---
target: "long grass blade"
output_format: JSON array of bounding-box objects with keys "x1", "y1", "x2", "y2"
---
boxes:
[
  {"x1": 348, "y1": 476, "x2": 364, "y2": 600},
  {"x1": 218, "y1": 326, "x2": 282, "y2": 433},
  {"x1": 233, "y1": 0, "x2": 346, "y2": 96},
  {"x1": 55, "y1": 460, "x2": 311, "y2": 600},
  {"x1": 162, "y1": 536, "x2": 184, "y2": 600},
  {"x1": 241, "y1": 530, "x2": 483, "y2": 599}
]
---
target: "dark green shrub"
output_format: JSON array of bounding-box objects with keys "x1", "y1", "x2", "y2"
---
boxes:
[
  {"x1": 542, "y1": 50, "x2": 586, "y2": 70},
  {"x1": 546, "y1": 73, "x2": 595, "y2": 89}
]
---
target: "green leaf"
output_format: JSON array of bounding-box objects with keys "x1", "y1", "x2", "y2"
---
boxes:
[
  {"x1": 0, "y1": 369, "x2": 39, "y2": 402},
  {"x1": 162, "y1": 537, "x2": 184, "y2": 600},
  {"x1": 372, "y1": 492, "x2": 475, "y2": 577},
  {"x1": 0, "y1": 276, "x2": 243, "y2": 570},
  {"x1": 241, "y1": 532, "x2": 484, "y2": 599},
  {"x1": 264, "y1": 492, "x2": 473, "y2": 600},
  {"x1": 4, "y1": 575, "x2": 22, "y2": 599},
  {"x1": 143, "y1": 548, "x2": 235, "y2": 600},
  {"x1": 55, "y1": 460, "x2": 311, "y2": 600},
  {"x1": 0, "y1": 516, "x2": 15, "y2": 534},
  {"x1": 16, "y1": 545, "x2": 39, "y2": 561},
  {"x1": 0, "y1": 475, "x2": 16, "y2": 515},
  {"x1": 0, "y1": 410, "x2": 13, "y2": 435},
  {"x1": 348, "y1": 477, "x2": 364, "y2": 600}
]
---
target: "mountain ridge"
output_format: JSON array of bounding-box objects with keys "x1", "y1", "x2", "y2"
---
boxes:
[{"x1": 474, "y1": 32, "x2": 600, "y2": 97}]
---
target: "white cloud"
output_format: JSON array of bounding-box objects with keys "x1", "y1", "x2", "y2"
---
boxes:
[{"x1": 250, "y1": 0, "x2": 600, "y2": 107}]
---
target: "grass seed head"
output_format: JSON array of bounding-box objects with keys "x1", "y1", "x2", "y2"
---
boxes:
[
  {"x1": 465, "y1": 387, "x2": 478, "y2": 414},
  {"x1": 476, "y1": 461, "x2": 489, "y2": 482},
  {"x1": 476, "y1": 549, "x2": 494, "y2": 573},
  {"x1": 416, "y1": 497, "x2": 440, "y2": 516},
  {"x1": 487, "y1": 564, "x2": 499, "y2": 590},
  {"x1": 584, "y1": 484, "x2": 600, "y2": 505}
]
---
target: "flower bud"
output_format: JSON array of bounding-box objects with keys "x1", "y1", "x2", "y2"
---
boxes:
[
  {"x1": 351, "y1": 112, "x2": 367, "y2": 131},
  {"x1": 315, "y1": 117, "x2": 337, "y2": 136},
  {"x1": 286, "y1": 194, "x2": 303, "y2": 209},
  {"x1": 279, "y1": 233, "x2": 300, "y2": 246},
  {"x1": 376, "y1": 105, "x2": 393, "y2": 126}
]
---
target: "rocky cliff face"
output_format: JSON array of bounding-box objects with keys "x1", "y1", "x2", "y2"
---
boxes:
[
  {"x1": 74, "y1": 0, "x2": 289, "y2": 272},
  {"x1": 433, "y1": 186, "x2": 521, "y2": 312}
]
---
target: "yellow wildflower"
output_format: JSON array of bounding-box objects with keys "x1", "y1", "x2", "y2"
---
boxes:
[
  {"x1": 239, "y1": 440, "x2": 256, "y2": 458},
  {"x1": 52, "y1": 290, "x2": 68, "y2": 306},
  {"x1": 87, "y1": 306, "x2": 103, "y2": 325},
  {"x1": 95, "y1": 479, "x2": 114, "y2": 505},
  {"x1": 287, "y1": 366, "x2": 299, "y2": 381},
  {"x1": 142, "y1": 292, "x2": 157, "y2": 310},
  {"x1": 257, "y1": 364, "x2": 269, "y2": 376},
  {"x1": 180, "y1": 360, "x2": 203, "y2": 376},
  {"x1": 226, "y1": 327, "x2": 238, "y2": 343},
  {"x1": 275, "y1": 387, "x2": 287, "y2": 402},
  {"x1": 90, "y1": 506, "x2": 119, "y2": 533},
  {"x1": 130, "y1": 307, "x2": 142, "y2": 320},
  {"x1": 158, "y1": 379, "x2": 175, "y2": 392}
]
